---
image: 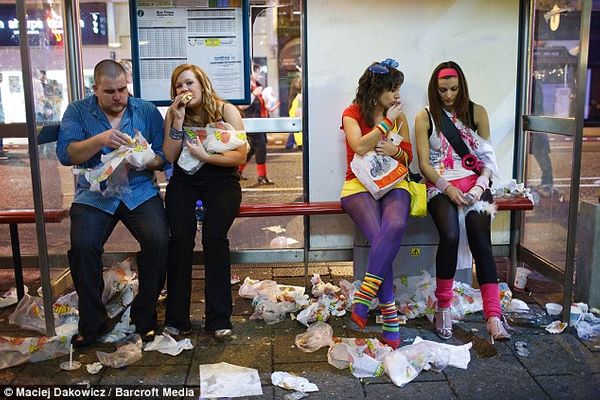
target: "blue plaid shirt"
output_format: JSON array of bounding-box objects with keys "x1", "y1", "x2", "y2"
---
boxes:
[{"x1": 57, "y1": 96, "x2": 167, "y2": 214}]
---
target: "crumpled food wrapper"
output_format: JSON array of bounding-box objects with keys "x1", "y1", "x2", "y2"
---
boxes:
[
  {"x1": 0, "y1": 286, "x2": 29, "y2": 308},
  {"x1": 545, "y1": 320, "x2": 568, "y2": 334},
  {"x1": 271, "y1": 371, "x2": 319, "y2": 393},
  {"x1": 143, "y1": 333, "x2": 194, "y2": 356},
  {"x1": 84, "y1": 131, "x2": 155, "y2": 196},
  {"x1": 86, "y1": 362, "x2": 103, "y2": 374},
  {"x1": 96, "y1": 334, "x2": 143, "y2": 368}
]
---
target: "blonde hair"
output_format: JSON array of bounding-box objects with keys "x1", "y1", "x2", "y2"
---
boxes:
[{"x1": 170, "y1": 64, "x2": 225, "y2": 126}]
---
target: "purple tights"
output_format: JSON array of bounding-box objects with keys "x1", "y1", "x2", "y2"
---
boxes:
[{"x1": 341, "y1": 189, "x2": 411, "y2": 303}]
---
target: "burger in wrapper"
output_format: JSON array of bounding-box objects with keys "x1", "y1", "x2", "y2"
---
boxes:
[{"x1": 180, "y1": 92, "x2": 194, "y2": 105}]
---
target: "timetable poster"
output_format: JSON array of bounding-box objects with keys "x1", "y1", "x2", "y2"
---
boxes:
[{"x1": 134, "y1": 0, "x2": 249, "y2": 105}]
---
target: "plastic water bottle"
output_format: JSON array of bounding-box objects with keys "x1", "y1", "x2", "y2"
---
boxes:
[{"x1": 195, "y1": 200, "x2": 205, "y2": 231}]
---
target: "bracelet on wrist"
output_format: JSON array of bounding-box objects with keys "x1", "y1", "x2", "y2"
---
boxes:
[
  {"x1": 169, "y1": 126, "x2": 184, "y2": 140},
  {"x1": 476, "y1": 175, "x2": 490, "y2": 190},
  {"x1": 393, "y1": 146, "x2": 403, "y2": 159},
  {"x1": 376, "y1": 118, "x2": 393, "y2": 136},
  {"x1": 435, "y1": 176, "x2": 451, "y2": 193}
]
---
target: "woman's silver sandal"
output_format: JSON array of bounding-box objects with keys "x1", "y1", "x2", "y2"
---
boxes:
[
  {"x1": 435, "y1": 307, "x2": 453, "y2": 340},
  {"x1": 487, "y1": 316, "x2": 511, "y2": 344}
]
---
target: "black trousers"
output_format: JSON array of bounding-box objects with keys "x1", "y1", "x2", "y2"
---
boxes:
[
  {"x1": 428, "y1": 192, "x2": 498, "y2": 285},
  {"x1": 164, "y1": 174, "x2": 241, "y2": 331},
  {"x1": 69, "y1": 196, "x2": 169, "y2": 337},
  {"x1": 246, "y1": 132, "x2": 267, "y2": 164}
]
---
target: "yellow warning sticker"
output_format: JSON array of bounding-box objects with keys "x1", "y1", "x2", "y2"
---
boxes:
[
  {"x1": 410, "y1": 247, "x2": 421, "y2": 256},
  {"x1": 205, "y1": 38, "x2": 221, "y2": 47}
]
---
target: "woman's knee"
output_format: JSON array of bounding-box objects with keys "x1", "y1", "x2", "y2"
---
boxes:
[{"x1": 438, "y1": 229, "x2": 460, "y2": 247}]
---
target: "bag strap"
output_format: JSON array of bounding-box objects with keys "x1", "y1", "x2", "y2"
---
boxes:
[
  {"x1": 428, "y1": 102, "x2": 476, "y2": 138},
  {"x1": 425, "y1": 108, "x2": 433, "y2": 138},
  {"x1": 439, "y1": 109, "x2": 472, "y2": 159}
]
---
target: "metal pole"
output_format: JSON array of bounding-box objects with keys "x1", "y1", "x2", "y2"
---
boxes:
[
  {"x1": 302, "y1": 0, "x2": 310, "y2": 286},
  {"x1": 510, "y1": 0, "x2": 532, "y2": 284},
  {"x1": 561, "y1": 0, "x2": 592, "y2": 324},
  {"x1": 16, "y1": 0, "x2": 55, "y2": 336},
  {"x1": 61, "y1": 0, "x2": 85, "y2": 101}
]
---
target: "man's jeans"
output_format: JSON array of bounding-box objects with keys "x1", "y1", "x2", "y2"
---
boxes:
[{"x1": 68, "y1": 196, "x2": 168, "y2": 337}]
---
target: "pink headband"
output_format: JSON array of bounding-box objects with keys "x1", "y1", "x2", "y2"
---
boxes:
[{"x1": 437, "y1": 68, "x2": 458, "y2": 79}]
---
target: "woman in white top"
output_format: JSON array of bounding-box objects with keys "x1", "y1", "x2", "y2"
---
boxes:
[{"x1": 414, "y1": 61, "x2": 510, "y2": 344}]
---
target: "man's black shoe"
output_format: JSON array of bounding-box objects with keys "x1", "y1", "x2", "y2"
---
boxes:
[{"x1": 71, "y1": 333, "x2": 98, "y2": 348}]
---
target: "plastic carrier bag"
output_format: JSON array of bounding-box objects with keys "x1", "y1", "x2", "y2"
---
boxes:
[
  {"x1": 178, "y1": 122, "x2": 247, "y2": 174},
  {"x1": 350, "y1": 151, "x2": 407, "y2": 199}
]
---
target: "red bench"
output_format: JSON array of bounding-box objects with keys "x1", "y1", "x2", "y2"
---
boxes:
[
  {"x1": 0, "y1": 209, "x2": 69, "y2": 300},
  {"x1": 237, "y1": 197, "x2": 533, "y2": 217}
]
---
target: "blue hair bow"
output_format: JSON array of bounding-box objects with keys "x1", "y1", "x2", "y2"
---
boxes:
[{"x1": 368, "y1": 58, "x2": 399, "y2": 74}]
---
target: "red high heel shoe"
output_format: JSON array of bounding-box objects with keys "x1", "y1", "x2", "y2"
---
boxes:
[
  {"x1": 381, "y1": 336, "x2": 401, "y2": 350},
  {"x1": 350, "y1": 305, "x2": 368, "y2": 330}
]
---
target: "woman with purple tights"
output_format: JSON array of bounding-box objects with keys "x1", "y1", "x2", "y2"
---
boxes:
[
  {"x1": 342, "y1": 59, "x2": 412, "y2": 350},
  {"x1": 414, "y1": 61, "x2": 510, "y2": 343}
]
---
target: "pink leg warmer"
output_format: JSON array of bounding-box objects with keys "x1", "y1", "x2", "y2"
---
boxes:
[
  {"x1": 435, "y1": 278, "x2": 454, "y2": 308},
  {"x1": 480, "y1": 283, "x2": 502, "y2": 319}
]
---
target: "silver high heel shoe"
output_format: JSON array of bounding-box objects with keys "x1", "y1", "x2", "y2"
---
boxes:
[
  {"x1": 487, "y1": 316, "x2": 511, "y2": 344},
  {"x1": 435, "y1": 307, "x2": 453, "y2": 340}
]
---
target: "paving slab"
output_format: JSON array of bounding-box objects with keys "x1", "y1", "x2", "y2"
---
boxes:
[
  {"x1": 0, "y1": 367, "x2": 23, "y2": 385},
  {"x1": 508, "y1": 333, "x2": 600, "y2": 375},
  {"x1": 365, "y1": 381, "x2": 457, "y2": 399},
  {"x1": 444, "y1": 354, "x2": 550, "y2": 400},
  {"x1": 98, "y1": 364, "x2": 188, "y2": 386},
  {"x1": 535, "y1": 372, "x2": 600, "y2": 400}
]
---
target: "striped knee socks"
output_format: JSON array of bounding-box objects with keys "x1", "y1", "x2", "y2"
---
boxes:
[
  {"x1": 380, "y1": 301, "x2": 400, "y2": 349},
  {"x1": 351, "y1": 273, "x2": 383, "y2": 329}
]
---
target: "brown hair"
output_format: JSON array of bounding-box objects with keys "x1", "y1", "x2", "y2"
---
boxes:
[
  {"x1": 353, "y1": 62, "x2": 404, "y2": 127},
  {"x1": 427, "y1": 61, "x2": 473, "y2": 132},
  {"x1": 170, "y1": 64, "x2": 225, "y2": 126}
]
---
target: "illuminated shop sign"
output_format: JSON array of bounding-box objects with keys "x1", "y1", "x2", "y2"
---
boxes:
[{"x1": 0, "y1": 3, "x2": 107, "y2": 46}]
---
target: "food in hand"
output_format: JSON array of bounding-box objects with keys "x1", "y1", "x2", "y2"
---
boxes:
[{"x1": 180, "y1": 92, "x2": 194, "y2": 105}]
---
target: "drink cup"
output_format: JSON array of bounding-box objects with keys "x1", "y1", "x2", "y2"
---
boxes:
[
  {"x1": 513, "y1": 267, "x2": 531, "y2": 291},
  {"x1": 545, "y1": 303, "x2": 562, "y2": 316},
  {"x1": 569, "y1": 305, "x2": 582, "y2": 326}
]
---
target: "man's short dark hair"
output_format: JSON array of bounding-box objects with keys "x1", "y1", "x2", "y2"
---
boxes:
[{"x1": 94, "y1": 60, "x2": 126, "y2": 84}]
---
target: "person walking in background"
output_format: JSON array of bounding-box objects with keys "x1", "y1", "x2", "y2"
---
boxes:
[
  {"x1": 414, "y1": 61, "x2": 510, "y2": 343},
  {"x1": 342, "y1": 59, "x2": 412, "y2": 350},
  {"x1": 238, "y1": 63, "x2": 275, "y2": 185},
  {"x1": 162, "y1": 64, "x2": 247, "y2": 339},
  {"x1": 286, "y1": 75, "x2": 303, "y2": 150},
  {"x1": 56, "y1": 60, "x2": 169, "y2": 347}
]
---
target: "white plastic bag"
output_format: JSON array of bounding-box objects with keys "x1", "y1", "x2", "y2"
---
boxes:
[
  {"x1": 8, "y1": 294, "x2": 78, "y2": 337},
  {"x1": 97, "y1": 333, "x2": 143, "y2": 368},
  {"x1": 84, "y1": 131, "x2": 155, "y2": 196},
  {"x1": 295, "y1": 321, "x2": 334, "y2": 352},
  {"x1": 350, "y1": 151, "x2": 407, "y2": 200},
  {"x1": 327, "y1": 337, "x2": 392, "y2": 378},
  {"x1": 383, "y1": 336, "x2": 471, "y2": 387},
  {"x1": 178, "y1": 122, "x2": 247, "y2": 174}
]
